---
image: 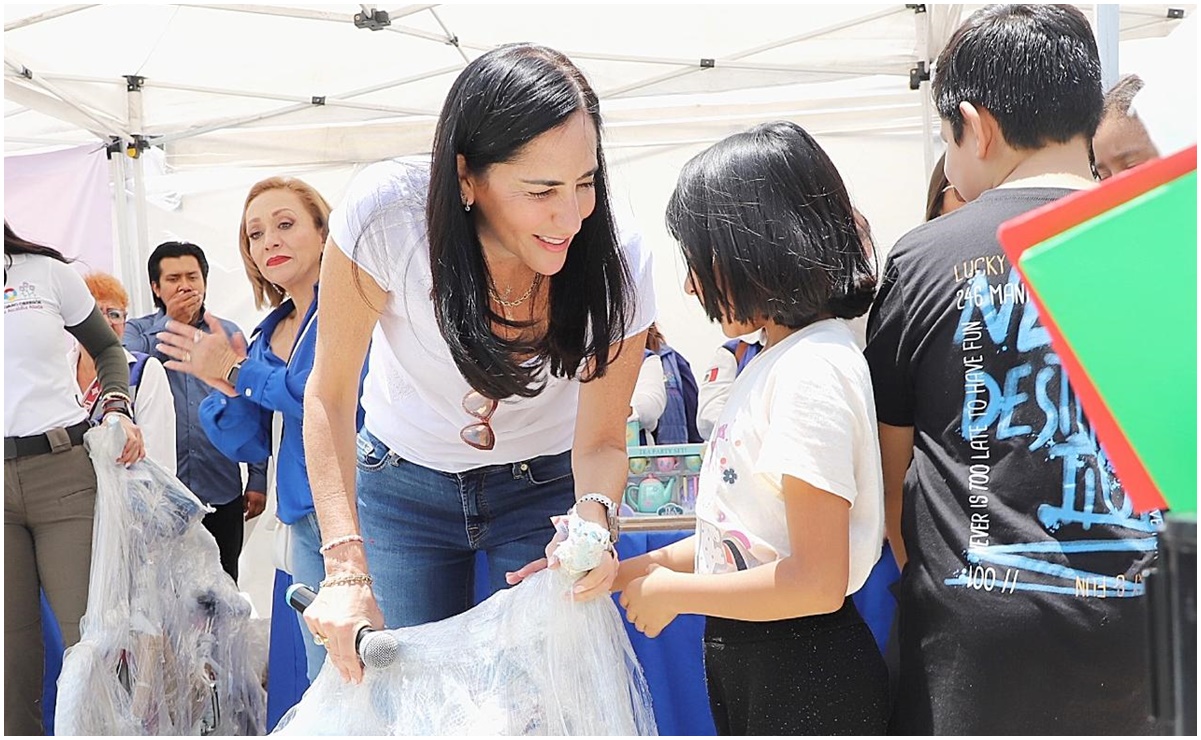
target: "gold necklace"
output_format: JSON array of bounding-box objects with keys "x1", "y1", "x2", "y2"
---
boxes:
[{"x1": 490, "y1": 273, "x2": 542, "y2": 308}]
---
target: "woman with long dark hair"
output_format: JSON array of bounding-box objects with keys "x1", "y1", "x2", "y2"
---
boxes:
[
  {"x1": 4, "y1": 223, "x2": 144, "y2": 734},
  {"x1": 301, "y1": 44, "x2": 655, "y2": 682}
]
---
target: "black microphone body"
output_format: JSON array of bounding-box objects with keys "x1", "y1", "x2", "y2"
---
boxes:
[
  {"x1": 286, "y1": 583, "x2": 317, "y2": 612},
  {"x1": 284, "y1": 583, "x2": 401, "y2": 669}
]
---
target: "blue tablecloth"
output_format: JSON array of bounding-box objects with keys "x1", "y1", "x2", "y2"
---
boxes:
[
  {"x1": 268, "y1": 570, "x2": 312, "y2": 728},
  {"x1": 41, "y1": 593, "x2": 62, "y2": 735},
  {"x1": 614, "y1": 532, "x2": 715, "y2": 735}
]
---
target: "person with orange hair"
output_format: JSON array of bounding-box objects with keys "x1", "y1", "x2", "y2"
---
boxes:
[{"x1": 72, "y1": 272, "x2": 177, "y2": 473}]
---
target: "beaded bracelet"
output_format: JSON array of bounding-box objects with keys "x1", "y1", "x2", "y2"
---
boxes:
[
  {"x1": 320, "y1": 573, "x2": 374, "y2": 588},
  {"x1": 319, "y1": 534, "x2": 365, "y2": 554},
  {"x1": 99, "y1": 390, "x2": 134, "y2": 406},
  {"x1": 98, "y1": 391, "x2": 134, "y2": 420}
]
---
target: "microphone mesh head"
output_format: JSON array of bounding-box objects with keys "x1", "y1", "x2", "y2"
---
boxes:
[{"x1": 359, "y1": 630, "x2": 400, "y2": 669}]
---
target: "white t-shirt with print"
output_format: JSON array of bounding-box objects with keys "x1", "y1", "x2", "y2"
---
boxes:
[
  {"x1": 694, "y1": 318, "x2": 884, "y2": 595},
  {"x1": 4, "y1": 254, "x2": 94, "y2": 437},
  {"x1": 329, "y1": 158, "x2": 656, "y2": 473}
]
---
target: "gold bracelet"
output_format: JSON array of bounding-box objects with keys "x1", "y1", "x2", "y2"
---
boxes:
[{"x1": 319, "y1": 573, "x2": 374, "y2": 589}]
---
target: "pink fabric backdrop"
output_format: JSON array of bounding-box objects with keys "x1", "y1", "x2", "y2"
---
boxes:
[{"x1": 5, "y1": 144, "x2": 114, "y2": 275}]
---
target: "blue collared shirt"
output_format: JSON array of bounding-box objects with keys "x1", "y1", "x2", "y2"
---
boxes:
[
  {"x1": 198, "y1": 288, "x2": 365, "y2": 524},
  {"x1": 124, "y1": 307, "x2": 268, "y2": 505}
]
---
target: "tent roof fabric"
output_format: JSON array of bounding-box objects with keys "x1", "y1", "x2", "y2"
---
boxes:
[{"x1": 4, "y1": 3, "x2": 1191, "y2": 167}]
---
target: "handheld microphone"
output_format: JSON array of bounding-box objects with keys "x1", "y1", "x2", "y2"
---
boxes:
[
  {"x1": 284, "y1": 583, "x2": 401, "y2": 669},
  {"x1": 285, "y1": 582, "x2": 316, "y2": 612}
]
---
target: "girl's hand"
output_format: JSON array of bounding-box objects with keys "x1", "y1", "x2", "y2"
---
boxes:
[
  {"x1": 619, "y1": 563, "x2": 680, "y2": 638},
  {"x1": 156, "y1": 315, "x2": 246, "y2": 395},
  {"x1": 302, "y1": 581, "x2": 385, "y2": 684}
]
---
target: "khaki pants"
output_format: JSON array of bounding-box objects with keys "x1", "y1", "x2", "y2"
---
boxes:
[{"x1": 4, "y1": 444, "x2": 97, "y2": 736}]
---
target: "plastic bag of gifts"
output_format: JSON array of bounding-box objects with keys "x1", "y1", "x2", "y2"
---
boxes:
[
  {"x1": 55, "y1": 422, "x2": 267, "y2": 735},
  {"x1": 273, "y1": 516, "x2": 657, "y2": 736}
]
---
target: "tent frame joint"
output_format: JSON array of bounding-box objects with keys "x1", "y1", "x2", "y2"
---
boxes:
[
  {"x1": 909, "y1": 60, "x2": 930, "y2": 90},
  {"x1": 122, "y1": 134, "x2": 150, "y2": 159},
  {"x1": 353, "y1": 8, "x2": 390, "y2": 31},
  {"x1": 906, "y1": 4, "x2": 927, "y2": 14},
  {"x1": 1167, "y1": 8, "x2": 1185, "y2": 19},
  {"x1": 124, "y1": 75, "x2": 145, "y2": 93}
]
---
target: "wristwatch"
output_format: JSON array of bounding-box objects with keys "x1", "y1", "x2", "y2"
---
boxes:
[
  {"x1": 225, "y1": 359, "x2": 244, "y2": 387},
  {"x1": 577, "y1": 493, "x2": 620, "y2": 544}
]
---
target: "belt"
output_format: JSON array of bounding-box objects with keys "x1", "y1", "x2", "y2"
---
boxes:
[{"x1": 4, "y1": 421, "x2": 91, "y2": 461}]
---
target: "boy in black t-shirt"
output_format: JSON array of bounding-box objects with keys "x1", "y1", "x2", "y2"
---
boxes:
[{"x1": 864, "y1": 5, "x2": 1160, "y2": 734}]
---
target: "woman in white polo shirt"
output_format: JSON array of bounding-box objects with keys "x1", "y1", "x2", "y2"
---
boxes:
[
  {"x1": 301, "y1": 44, "x2": 655, "y2": 683},
  {"x1": 4, "y1": 223, "x2": 144, "y2": 735}
]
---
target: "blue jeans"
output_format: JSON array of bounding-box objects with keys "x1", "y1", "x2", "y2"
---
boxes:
[
  {"x1": 354, "y1": 428, "x2": 576, "y2": 629},
  {"x1": 289, "y1": 511, "x2": 327, "y2": 681}
]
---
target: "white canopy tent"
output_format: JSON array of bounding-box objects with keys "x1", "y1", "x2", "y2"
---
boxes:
[
  {"x1": 4, "y1": 2, "x2": 1193, "y2": 615},
  {"x1": 4, "y1": 3, "x2": 1191, "y2": 353},
  {"x1": 5, "y1": 3, "x2": 1187, "y2": 154}
]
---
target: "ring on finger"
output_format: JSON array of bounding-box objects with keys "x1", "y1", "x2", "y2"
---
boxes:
[
  {"x1": 314, "y1": 633, "x2": 328, "y2": 646},
  {"x1": 193, "y1": 329, "x2": 203, "y2": 344},
  {"x1": 184, "y1": 351, "x2": 191, "y2": 362}
]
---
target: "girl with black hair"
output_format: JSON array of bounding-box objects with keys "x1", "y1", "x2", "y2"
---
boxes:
[
  {"x1": 301, "y1": 44, "x2": 654, "y2": 683},
  {"x1": 615, "y1": 121, "x2": 889, "y2": 735},
  {"x1": 4, "y1": 223, "x2": 144, "y2": 735}
]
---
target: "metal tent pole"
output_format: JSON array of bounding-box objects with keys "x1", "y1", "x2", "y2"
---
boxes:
[
  {"x1": 111, "y1": 145, "x2": 150, "y2": 314},
  {"x1": 130, "y1": 147, "x2": 152, "y2": 313},
  {"x1": 1095, "y1": 5, "x2": 1121, "y2": 92},
  {"x1": 122, "y1": 75, "x2": 154, "y2": 314},
  {"x1": 916, "y1": 4, "x2": 936, "y2": 182}
]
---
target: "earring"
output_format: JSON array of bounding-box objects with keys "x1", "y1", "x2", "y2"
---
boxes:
[{"x1": 464, "y1": 202, "x2": 472, "y2": 213}]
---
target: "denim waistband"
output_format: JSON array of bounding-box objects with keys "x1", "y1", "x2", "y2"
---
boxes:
[{"x1": 360, "y1": 427, "x2": 572, "y2": 481}]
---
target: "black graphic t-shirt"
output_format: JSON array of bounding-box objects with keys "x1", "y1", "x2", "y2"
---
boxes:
[{"x1": 865, "y1": 187, "x2": 1160, "y2": 735}]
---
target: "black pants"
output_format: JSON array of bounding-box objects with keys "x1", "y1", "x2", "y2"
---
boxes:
[
  {"x1": 704, "y1": 598, "x2": 889, "y2": 735},
  {"x1": 201, "y1": 495, "x2": 244, "y2": 582}
]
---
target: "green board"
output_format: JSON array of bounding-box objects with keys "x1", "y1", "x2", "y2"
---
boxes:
[{"x1": 1018, "y1": 171, "x2": 1197, "y2": 513}]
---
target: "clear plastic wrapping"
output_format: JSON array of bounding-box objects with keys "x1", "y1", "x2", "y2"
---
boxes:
[
  {"x1": 273, "y1": 519, "x2": 657, "y2": 736},
  {"x1": 55, "y1": 423, "x2": 267, "y2": 735}
]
